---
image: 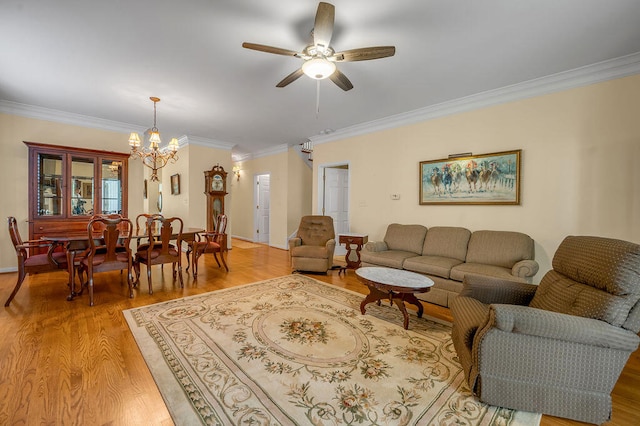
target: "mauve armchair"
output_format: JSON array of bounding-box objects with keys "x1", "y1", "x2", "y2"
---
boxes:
[{"x1": 450, "y1": 235, "x2": 640, "y2": 424}]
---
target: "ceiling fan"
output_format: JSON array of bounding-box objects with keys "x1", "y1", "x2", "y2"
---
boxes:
[{"x1": 242, "y1": 2, "x2": 395, "y2": 91}]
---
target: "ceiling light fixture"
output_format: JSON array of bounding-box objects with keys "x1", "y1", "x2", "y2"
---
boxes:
[
  {"x1": 302, "y1": 57, "x2": 336, "y2": 80},
  {"x1": 128, "y1": 97, "x2": 179, "y2": 182}
]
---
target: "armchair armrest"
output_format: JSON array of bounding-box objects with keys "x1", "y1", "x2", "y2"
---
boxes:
[
  {"x1": 289, "y1": 237, "x2": 302, "y2": 248},
  {"x1": 364, "y1": 241, "x2": 388, "y2": 252},
  {"x1": 488, "y1": 304, "x2": 640, "y2": 351},
  {"x1": 459, "y1": 274, "x2": 538, "y2": 305},
  {"x1": 326, "y1": 239, "x2": 336, "y2": 251},
  {"x1": 511, "y1": 259, "x2": 539, "y2": 278}
]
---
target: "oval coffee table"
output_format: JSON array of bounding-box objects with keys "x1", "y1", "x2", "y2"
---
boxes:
[{"x1": 356, "y1": 267, "x2": 434, "y2": 330}]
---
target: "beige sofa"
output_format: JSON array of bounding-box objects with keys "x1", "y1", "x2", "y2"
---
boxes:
[{"x1": 360, "y1": 224, "x2": 539, "y2": 307}]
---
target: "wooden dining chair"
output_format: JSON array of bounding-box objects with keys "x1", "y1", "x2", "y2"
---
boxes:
[
  {"x1": 133, "y1": 216, "x2": 184, "y2": 294},
  {"x1": 135, "y1": 213, "x2": 163, "y2": 248},
  {"x1": 190, "y1": 214, "x2": 228, "y2": 277},
  {"x1": 80, "y1": 216, "x2": 134, "y2": 306},
  {"x1": 5, "y1": 216, "x2": 69, "y2": 306}
]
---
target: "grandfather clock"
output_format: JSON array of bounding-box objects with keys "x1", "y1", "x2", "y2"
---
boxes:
[{"x1": 204, "y1": 164, "x2": 227, "y2": 231}]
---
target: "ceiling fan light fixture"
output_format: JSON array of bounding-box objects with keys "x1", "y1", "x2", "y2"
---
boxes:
[{"x1": 302, "y1": 58, "x2": 336, "y2": 80}]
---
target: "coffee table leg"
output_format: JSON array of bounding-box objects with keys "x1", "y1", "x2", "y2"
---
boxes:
[
  {"x1": 360, "y1": 286, "x2": 388, "y2": 314},
  {"x1": 402, "y1": 293, "x2": 424, "y2": 318}
]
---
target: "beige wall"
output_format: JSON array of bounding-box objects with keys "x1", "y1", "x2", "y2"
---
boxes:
[
  {"x1": 287, "y1": 149, "x2": 313, "y2": 238},
  {"x1": 0, "y1": 114, "x2": 232, "y2": 270},
  {"x1": 230, "y1": 148, "x2": 312, "y2": 249},
  {"x1": 3, "y1": 74, "x2": 639, "y2": 276},
  {"x1": 313, "y1": 74, "x2": 640, "y2": 280},
  {"x1": 137, "y1": 144, "x2": 231, "y2": 235}
]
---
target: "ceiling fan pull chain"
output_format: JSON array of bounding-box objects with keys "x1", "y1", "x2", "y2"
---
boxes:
[{"x1": 316, "y1": 80, "x2": 321, "y2": 118}]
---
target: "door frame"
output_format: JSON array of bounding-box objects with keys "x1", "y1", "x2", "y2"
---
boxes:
[
  {"x1": 253, "y1": 173, "x2": 270, "y2": 244},
  {"x1": 317, "y1": 161, "x2": 350, "y2": 227}
]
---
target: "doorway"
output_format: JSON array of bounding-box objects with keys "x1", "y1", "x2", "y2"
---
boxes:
[
  {"x1": 319, "y1": 164, "x2": 349, "y2": 255},
  {"x1": 254, "y1": 173, "x2": 270, "y2": 243}
]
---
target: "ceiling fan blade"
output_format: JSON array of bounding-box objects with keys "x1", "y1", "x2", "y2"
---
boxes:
[
  {"x1": 332, "y1": 46, "x2": 396, "y2": 62},
  {"x1": 313, "y1": 2, "x2": 335, "y2": 49},
  {"x1": 329, "y1": 69, "x2": 353, "y2": 91},
  {"x1": 276, "y1": 68, "x2": 305, "y2": 88},
  {"x1": 242, "y1": 42, "x2": 300, "y2": 57}
]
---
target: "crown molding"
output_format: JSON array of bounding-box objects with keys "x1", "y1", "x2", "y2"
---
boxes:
[
  {"x1": 0, "y1": 99, "x2": 145, "y2": 134},
  {"x1": 310, "y1": 52, "x2": 640, "y2": 145},
  {"x1": 252, "y1": 144, "x2": 289, "y2": 160},
  {"x1": 231, "y1": 143, "x2": 289, "y2": 162},
  {"x1": 182, "y1": 135, "x2": 235, "y2": 151},
  {"x1": 0, "y1": 99, "x2": 237, "y2": 151}
]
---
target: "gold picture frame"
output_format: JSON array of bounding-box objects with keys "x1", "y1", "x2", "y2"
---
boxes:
[
  {"x1": 171, "y1": 174, "x2": 180, "y2": 195},
  {"x1": 419, "y1": 149, "x2": 521, "y2": 205}
]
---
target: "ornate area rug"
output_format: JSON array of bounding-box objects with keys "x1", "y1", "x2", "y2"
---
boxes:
[{"x1": 124, "y1": 275, "x2": 540, "y2": 426}]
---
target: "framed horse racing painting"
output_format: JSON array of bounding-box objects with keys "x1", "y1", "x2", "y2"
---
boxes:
[{"x1": 419, "y1": 149, "x2": 521, "y2": 205}]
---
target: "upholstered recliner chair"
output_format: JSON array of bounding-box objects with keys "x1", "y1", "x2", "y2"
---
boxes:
[
  {"x1": 289, "y1": 215, "x2": 336, "y2": 273},
  {"x1": 451, "y1": 235, "x2": 640, "y2": 424}
]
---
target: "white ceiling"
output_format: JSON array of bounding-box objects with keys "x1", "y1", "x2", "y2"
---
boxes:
[{"x1": 2, "y1": 0, "x2": 640, "y2": 159}]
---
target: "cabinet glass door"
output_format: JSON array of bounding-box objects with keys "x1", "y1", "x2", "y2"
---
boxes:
[
  {"x1": 37, "y1": 153, "x2": 63, "y2": 216},
  {"x1": 101, "y1": 160, "x2": 123, "y2": 215},
  {"x1": 71, "y1": 157, "x2": 94, "y2": 216}
]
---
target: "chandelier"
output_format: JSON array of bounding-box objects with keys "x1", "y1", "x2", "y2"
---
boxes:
[{"x1": 128, "y1": 96, "x2": 179, "y2": 182}]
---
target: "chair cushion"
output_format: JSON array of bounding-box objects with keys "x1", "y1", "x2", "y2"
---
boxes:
[
  {"x1": 296, "y1": 216, "x2": 335, "y2": 246},
  {"x1": 551, "y1": 235, "x2": 640, "y2": 296},
  {"x1": 193, "y1": 241, "x2": 221, "y2": 251},
  {"x1": 290, "y1": 245, "x2": 330, "y2": 259},
  {"x1": 136, "y1": 246, "x2": 179, "y2": 261},
  {"x1": 136, "y1": 242, "x2": 163, "y2": 251},
  {"x1": 81, "y1": 252, "x2": 131, "y2": 267},
  {"x1": 530, "y1": 236, "x2": 640, "y2": 328},
  {"x1": 25, "y1": 252, "x2": 67, "y2": 268}
]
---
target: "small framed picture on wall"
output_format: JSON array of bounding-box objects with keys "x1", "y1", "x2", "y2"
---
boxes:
[{"x1": 171, "y1": 174, "x2": 180, "y2": 195}]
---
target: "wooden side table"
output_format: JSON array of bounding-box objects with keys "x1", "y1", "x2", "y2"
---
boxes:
[{"x1": 339, "y1": 233, "x2": 368, "y2": 269}]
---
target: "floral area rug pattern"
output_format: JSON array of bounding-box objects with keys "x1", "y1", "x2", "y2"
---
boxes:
[{"x1": 124, "y1": 275, "x2": 540, "y2": 426}]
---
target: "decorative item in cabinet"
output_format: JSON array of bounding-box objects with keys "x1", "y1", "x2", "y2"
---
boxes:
[{"x1": 26, "y1": 142, "x2": 129, "y2": 247}]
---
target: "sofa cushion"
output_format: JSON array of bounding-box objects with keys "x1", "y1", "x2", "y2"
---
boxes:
[
  {"x1": 383, "y1": 223, "x2": 427, "y2": 255},
  {"x1": 403, "y1": 255, "x2": 462, "y2": 278},
  {"x1": 450, "y1": 263, "x2": 524, "y2": 283},
  {"x1": 421, "y1": 226, "x2": 471, "y2": 261},
  {"x1": 465, "y1": 230, "x2": 534, "y2": 268},
  {"x1": 360, "y1": 250, "x2": 419, "y2": 269}
]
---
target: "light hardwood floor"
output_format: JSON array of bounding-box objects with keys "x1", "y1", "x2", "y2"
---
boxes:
[{"x1": 0, "y1": 244, "x2": 638, "y2": 425}]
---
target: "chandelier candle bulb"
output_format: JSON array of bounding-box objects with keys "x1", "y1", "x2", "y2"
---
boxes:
[{"x1": 128, "y1": 97, "x2": 179, "y2": 182}]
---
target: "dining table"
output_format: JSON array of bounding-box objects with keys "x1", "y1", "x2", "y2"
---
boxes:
[{"x1": 42, "y1": 227, "x2": 205, "y2": 301}]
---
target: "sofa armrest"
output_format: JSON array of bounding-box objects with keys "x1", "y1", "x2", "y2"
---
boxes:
[
  {"x1": 488, "y1": 304, "x2": 640, "y2": 351},
  {"x1": 459, "y1": 274, "x2": 537, "y2": 305},
  {"x1": 511, "y1": 259, "x2": 539, "y2": 278},
  {"x1": 364, "y1": 241, "x2": 388, "y2": 252}
]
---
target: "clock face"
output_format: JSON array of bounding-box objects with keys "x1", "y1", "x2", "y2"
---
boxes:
[{"x1": 211, "y1": 174, "x2": 224, "y2": 191}]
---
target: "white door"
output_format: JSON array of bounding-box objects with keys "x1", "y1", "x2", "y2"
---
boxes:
[
  {"x1": 254, "y1": 174, "x2": 270, "y2": 243},
  {"x1": 323, "y1": 166, "x2": 349, "y2": 254}
]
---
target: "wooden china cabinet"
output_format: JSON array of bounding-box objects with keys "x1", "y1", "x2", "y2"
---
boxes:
[{"x1": 26, "y1": 142, "x2": 129, "y2": 245}]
